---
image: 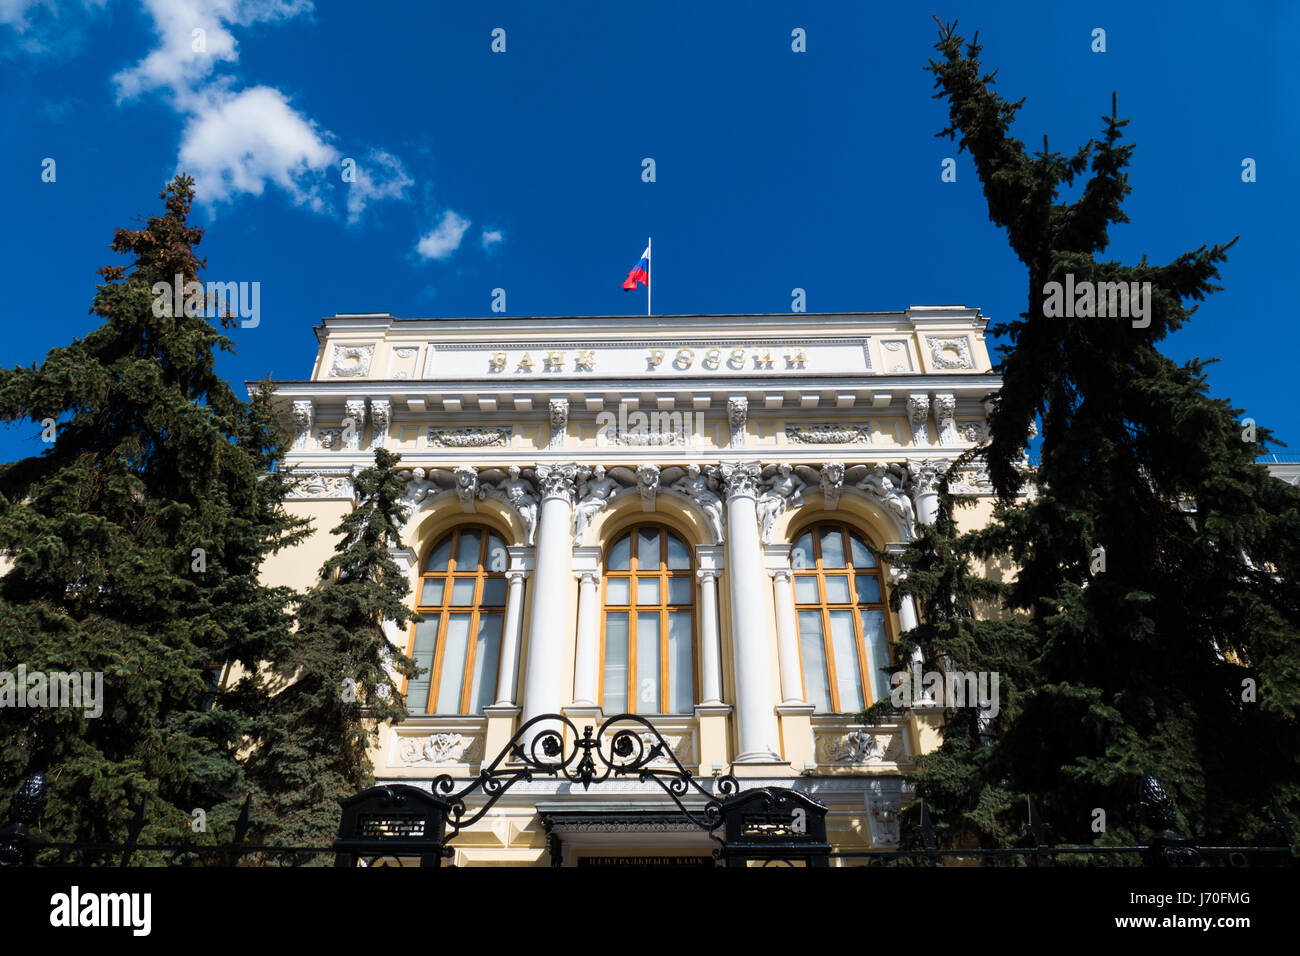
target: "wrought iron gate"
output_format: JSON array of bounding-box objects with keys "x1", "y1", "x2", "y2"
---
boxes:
[{"x1": 331, "y1": 712, "x2": 832, "y2": 867}]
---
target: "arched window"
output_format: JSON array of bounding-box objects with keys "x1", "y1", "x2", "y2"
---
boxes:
[
  {"x1": 790, "y1": 522, "x2": 893, "y2": 713},
  {"x1": 406, "y1": 526, "x2": 509, "y2": 715},
  {"x1": 602, "y1": 524, "x2": 695, "y2": 714}
]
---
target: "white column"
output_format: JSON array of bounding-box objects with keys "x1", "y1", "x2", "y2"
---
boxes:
[
  {"x1": 572, "y1": 570, "x2": 600, "y2": 706},
  {"x1": 889, "y1": 565, "x2": 928, "y2": 701},
  {"x1": 520, "y1": 463, "x2": 578, "y2": 743},
  {"x1": 696, "y1": 569, "x2": 723, "y2": 705},
  {"x1": 717, "y1": 461, "x2": 782, "y2": 762},
  {"x1": 898, "y1": 593, "x2": 920, "y2": 634},
  {"x1": 493, "y1": 569, "x2": 529, "y2": 706},
  {"x1": 769, "y1": 569, "x2": 805, "y2": 704}
]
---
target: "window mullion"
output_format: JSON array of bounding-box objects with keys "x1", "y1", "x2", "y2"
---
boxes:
[
  {"x1": 659, "y1": 561, "x2": 668, "y2": 714},
  {"x1": 429, "y1": 608, "x2": 450, "y2": 715}
]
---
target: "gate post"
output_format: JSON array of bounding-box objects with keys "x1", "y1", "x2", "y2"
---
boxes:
[
  {"x1": 0, "y1": 773, "x2": 46, "y2": 867},
  {"x1": 718, "y1": 787, "x2": 831, "y2": 867},
  {"x1": 333, "y1": 785, "x2": 453, "y2": 868}
]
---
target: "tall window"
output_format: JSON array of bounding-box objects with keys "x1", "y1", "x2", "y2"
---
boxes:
[
  {"x1": 602, "y1": 525, "x2": 695, "y2": 714},
  {"x1": 406, "y1": 526, "x2": 509, "y2": 715},
  {"x1": 790, "y1": 522, "x2": 893, "y2": 713}
]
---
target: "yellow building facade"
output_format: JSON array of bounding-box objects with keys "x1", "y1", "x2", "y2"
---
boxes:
[{"x1": 262, "y1": 307, "x2": 1006, "y2": 865}]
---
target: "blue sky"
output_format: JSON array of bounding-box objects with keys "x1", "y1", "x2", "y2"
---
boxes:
[{"x1": 3, "y1": 0, "x2": 1296, "y2": 464}]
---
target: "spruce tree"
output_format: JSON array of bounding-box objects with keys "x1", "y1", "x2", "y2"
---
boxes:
[
  {"x1": 916, "y1": 20, "x2": 1300, "y2": 846},
  {"x1": 246, "y1": 447, "x2": 420, "y2": 850},
  {"x1": 0, "y1": 175, "x2": 307, "y2": 851},
  {"x1": 864, "y1": 473, "x2": 1038, "y2": 849}
]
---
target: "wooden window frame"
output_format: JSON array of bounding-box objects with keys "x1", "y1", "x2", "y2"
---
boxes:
[
  {"x1": 790, "y1": 521, "x2": 895, "y2": 713},
  {"x1": 405, "y1": 525, "x2": 508, "y2": 715},
  {"x1": 599, "y1": 523, "x2": 698, "y2": 715}
]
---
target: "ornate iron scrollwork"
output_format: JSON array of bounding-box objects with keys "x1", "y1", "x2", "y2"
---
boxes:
[{"x1": 432, "y1": 713, "x2": 740, "y2": 845}]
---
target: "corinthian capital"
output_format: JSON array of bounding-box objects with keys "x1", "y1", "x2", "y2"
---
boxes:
[
  {"x1": 711, "y1": 460, "x2": 763, "y2": 500},
  {"x1": 905, "y1": 458, "x2": 949, "y2": 497},
  {"x1": 534, "y1": 462, "x2": 579, "y2": 503}
]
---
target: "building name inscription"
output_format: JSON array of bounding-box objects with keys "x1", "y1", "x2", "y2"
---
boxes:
[
  {"x1": 424, "y1": 340, "x2": 874, "y2": 381},
  {"x1": 487, "y1": 346, "x2": 809, "y2": 374}
]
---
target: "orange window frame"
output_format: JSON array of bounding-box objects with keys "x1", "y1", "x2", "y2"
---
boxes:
[
  {"x1": 405, "y1": 525, "x2": 508, "y2": 715},
  {"x1": 789, "y1": 522, "x2": 895, "y2": 713},
  {"x1": 598, "y1": 524, "x2": 698, "y2": 714}
]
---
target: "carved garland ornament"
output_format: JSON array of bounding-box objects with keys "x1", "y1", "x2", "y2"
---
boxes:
[
  {"x1": 396, "y1": 732, "x2": 483, "y2": 766},
  {"x1": 925, "y1": 336, "x2": 974, "y2": 370},
  {"x1": 817, "y1": 730, "x2": 894, "y2": 764},
  {"x1": 288, "y1": 470, "x2": 355, "y2": 500},
  {"x1": 427, "y1": 426, "x2": 512, "y2": 448},
  {"x1": 785, "y1": 423, "x2": 872, "y2": 445},
  {"x1": 330, "y1": 343, "x2": 375, "y2": 378}
]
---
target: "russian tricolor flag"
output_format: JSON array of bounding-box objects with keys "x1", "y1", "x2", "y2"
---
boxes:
[{"x1": 622, "y1": 245, "x2": 650, "y2": 290}]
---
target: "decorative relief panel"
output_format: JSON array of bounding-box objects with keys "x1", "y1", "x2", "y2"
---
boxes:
[
  {"x1": 314, "y1": 427, "x2": 342, "y2": 450},
  {"x1": 785, "y1": 423, "x2": 872, "y2": 445},
  {"x1": 956, "y1": 420, "x2": 987, "y2": 444},
  {"x1": 948, "y1": 466, "x2": 994, "y2": 495},
  {"x1": 635, "y1": 731, "x2": 694, "y2": 768},
  {"x1": 606, "y1": 428, "x2": 689, "y2": 447},
  {"x1": 388, "y1": 345, "x2": 420, "y2": 380},
  {"x1": 329, "y1": 343, "x2": 375, "y2": 378},
  {"x1": 924, "y1": 336, "x2": 974, "y2": 370},
  {"x1": 882, "y1": 339, "x2": 914, "y2": 373},
  {"x1": 395, "y1": 732, "x2": 483, "y2": 766},
  {"x1": 815, "y1": 729, "x2": 906, "y2": 765},
  {"x1": 426, "y1": 426, "x2": 513, "y2": 448},
  {"x1": 287, "y1": 468, "x2": 355, "y2": 500}
]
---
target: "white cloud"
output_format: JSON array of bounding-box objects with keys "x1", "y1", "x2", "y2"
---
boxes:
[
  {"x1": 480, "y1": 228, "x2": 504, "y2": 251},
  {"x1": 113, "y1": 0, "x2": 312, "y2": 102},
  {"x1": 345, "y1": 149, "x2": 414, "y2": 225},
  {"x1": 178, "y1": 85, "x2": 338, "y2": 210},
  {"x1": 107, "y1": 0, "x2": 411, "y2": 219},
  {"x1": 416, "y1": 211, "x2": 471, "y2": 261}
]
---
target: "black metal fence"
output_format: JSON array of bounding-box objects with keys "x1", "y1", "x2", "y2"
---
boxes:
[{"x1": 2, "y1": 728, "x2": 1295, "y2": 868}]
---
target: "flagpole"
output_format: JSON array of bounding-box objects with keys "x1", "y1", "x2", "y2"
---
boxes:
[{"x1": 647, "y1": 236, "x2": 652, "y2": 316}]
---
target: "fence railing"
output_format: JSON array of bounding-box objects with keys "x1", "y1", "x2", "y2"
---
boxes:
[{"x1": 1, "y1": 769, "x2": 1295, "y2": 868}]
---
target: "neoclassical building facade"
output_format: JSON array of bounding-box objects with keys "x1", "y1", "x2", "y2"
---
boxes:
[{"x1": 259, "y1": 307, "x2": 1006, "y2": 864}]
